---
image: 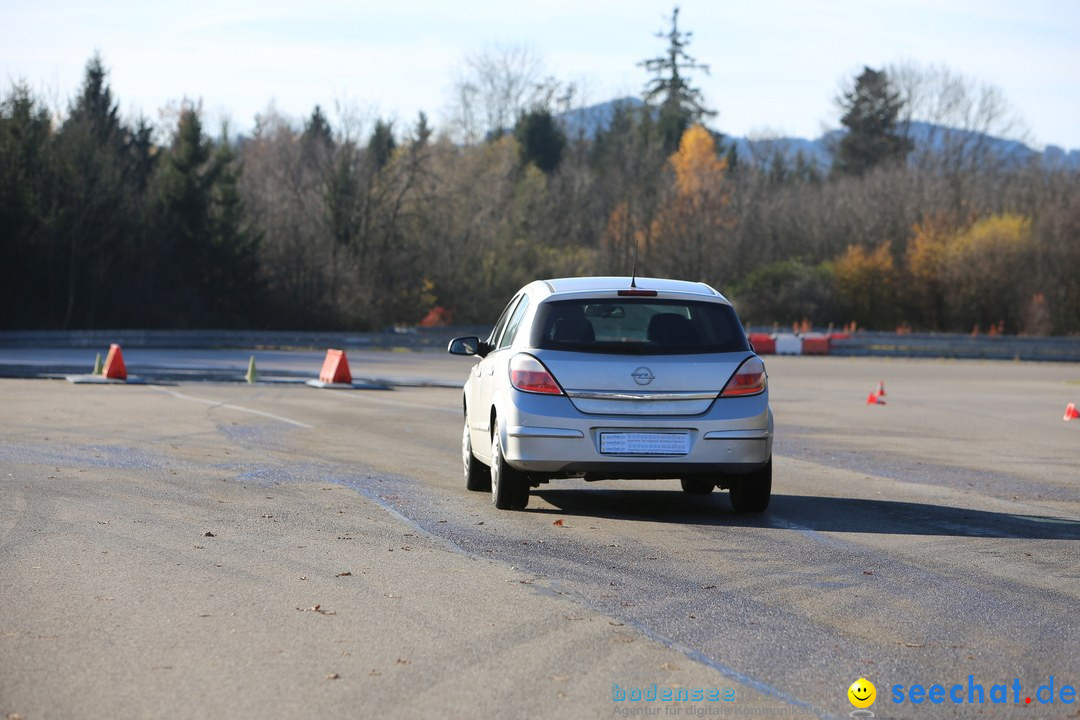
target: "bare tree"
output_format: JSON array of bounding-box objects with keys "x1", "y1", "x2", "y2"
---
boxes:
[
  {"x1": 445, "y1": 44, "x2": 561, "y2": 144},
  {"x1": 888, "y1": 60, "x2": 1030, "y2": 205}
]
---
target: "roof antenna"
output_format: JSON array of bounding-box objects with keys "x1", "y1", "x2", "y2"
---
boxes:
[{"x1": 630, "y1": 241, "x2": 638, "y2": 289}]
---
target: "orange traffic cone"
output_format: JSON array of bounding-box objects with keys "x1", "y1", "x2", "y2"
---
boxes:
[
  {"x1": 103, "y1": 344, "x2": 127, "y2": 380},
  {"x1": 866, "y1": 392, "x2": 885, "y2": 406},
  {"x1": 877, "y1": 380, "x2": 886, "y2": 397},
  {"x1": 1065, "y1": 403, "x2": 1079, "y2": 421},
  {"x1": 319, "y1": 349, "x2": 352, "y2": 385}
]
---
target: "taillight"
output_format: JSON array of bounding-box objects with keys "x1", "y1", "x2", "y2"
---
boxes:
[
  {"x1": 509, "y1": 354, "x2": 564, "y2": 395},
  {"x1": 721, "y1": 356, "x2": 767, "y2": 397}
]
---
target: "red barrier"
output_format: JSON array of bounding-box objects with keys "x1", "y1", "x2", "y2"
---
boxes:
[
  {"x1": 103, "y1": 344, "x2": 127, "y2": 380},
  {"x1": 801, "y1": 334, "x2": 830, "y2": 355},
  {"x1": 319, "y1": 349, "x2": 352, "y2": 384},
  {"x1": 748, "y1": 333, "x2": 776, "y2": 355}
]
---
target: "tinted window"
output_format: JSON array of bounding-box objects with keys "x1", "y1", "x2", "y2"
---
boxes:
[
  {"x1": 531, "y1": 299, "x2": 748, "y2": 355},
  {"x1": 499, "y1": 295, "x2": 531, "y2": 349}
]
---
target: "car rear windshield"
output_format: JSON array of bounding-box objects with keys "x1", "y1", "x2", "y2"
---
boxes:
[{"x1": 531, "y1": 298, "x2": 749, "y2": 355}]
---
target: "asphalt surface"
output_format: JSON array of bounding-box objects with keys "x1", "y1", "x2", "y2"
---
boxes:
[{"x1": 1, "y1": 353, "x2": 1079, "y2": 719}]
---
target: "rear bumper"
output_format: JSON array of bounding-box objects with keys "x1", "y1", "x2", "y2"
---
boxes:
[{"x1": 498, "y1": 390, "x2": 772, "y2": 476}]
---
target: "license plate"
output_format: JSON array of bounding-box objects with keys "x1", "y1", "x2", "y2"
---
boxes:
[{"x1": 600, "y1": 432, "x2": 690, "y2": 456}]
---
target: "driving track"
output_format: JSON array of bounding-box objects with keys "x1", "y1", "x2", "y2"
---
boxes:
[{"x1": 1, "y1": 355, "x2": 1078, "y2": 719}]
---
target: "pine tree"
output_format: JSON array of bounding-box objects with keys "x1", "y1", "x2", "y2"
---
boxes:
[
  {"x1": 833, "y1": 67, "x2": 912, "y2": 177},
  {"x1": 368, "y1": 119, "x2": 396, "y2": 171},
  {"x1": 514, "y1": 108, "x2": 566, "y2": 174},
  {"x1": 638, "y1": 7, "x2": 715, "y2": 153},
  {"x1": 53, "y1": 55, "x2": 137, "y2": 327},
  {"x1": 0, "y1": 84, "x2": 54, "y2": 327},
  {"x1": 149, "y1": 106, "x2": 255, "y2": 327}
]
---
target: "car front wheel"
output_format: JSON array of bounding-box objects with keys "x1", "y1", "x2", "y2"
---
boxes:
[
  {"x1": 491, "y1": 423, "x2": 529, "y2": 510},
  {"x1": 728, "y1": 458, "x2": 772, "y2": 513},
  {"x1": 462, "y1": 411, "x2": 491, "y2": 492}
]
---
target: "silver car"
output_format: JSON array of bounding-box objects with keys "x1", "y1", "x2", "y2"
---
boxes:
[{"x1": 448, "y1": 276, "x2": 773, "y2": 512}]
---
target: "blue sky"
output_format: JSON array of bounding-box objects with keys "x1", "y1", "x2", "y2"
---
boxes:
[{"x1": 3, "y1": 0, "x2": 1079, "y2": 149}]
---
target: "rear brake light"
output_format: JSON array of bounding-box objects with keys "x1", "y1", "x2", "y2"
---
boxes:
[
  {"x1": 618, "y1": 289, "x2": 658, "y2": 296},
  {"x1": 509, "y1": 354, "x2": 564, "y2": 395},
  {"x1": 721, "y1": 357, "x2": 767, "y2": 397}
]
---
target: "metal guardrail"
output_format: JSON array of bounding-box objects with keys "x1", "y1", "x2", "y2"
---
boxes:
[
  {"x1": 0, "y1": 327, "x2": 490, "y2": 351},
  {"x1": 829, "y1": 332, "x2": 1080, "y2": 362},
  {"x1": 1, "y1": 328, "x2": 1078, "y2": 362}
]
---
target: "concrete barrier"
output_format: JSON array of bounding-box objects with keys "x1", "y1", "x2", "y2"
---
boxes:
[{"x1": 774, "y1": 333, "x2": 803, "y2": 355}]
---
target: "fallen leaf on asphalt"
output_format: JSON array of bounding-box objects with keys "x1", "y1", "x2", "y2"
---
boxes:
[
  {"x1": 194, "y1": 545, "x2": 204, "y2": 549},
  {"x1": 608, "y1": 621, "x2": 624, "y2": 627},
  {"x1": 701, "y1": 584, "x2": 717, "y2": 589},
  {"x1": 297, "y1": 604, "x2": 336, "y2": 615},
  {"x1": 902, "y1": 642, "x2": 925, "y2": 648},
  {"x1": 553, "y1": 519, "x2": 565, "y2": 526},
  {"x1": 369, "y1": 670, "x2": 381, "y2": 677},
  {"x1": 326, "y1": 673, "x2": 340, "y2": 680},
  {"x1": 863, "y1": 570, "x2": 874, "y2": 575},
  {"x1": 396, "y1": 658, "x2": 411, "y2": 665},
  {"x1": 337, "y1": 572, "x2": 352, "y2": 577},
  {"x1": 203, "y1": 531, "x2": 215, "y2": 537}
]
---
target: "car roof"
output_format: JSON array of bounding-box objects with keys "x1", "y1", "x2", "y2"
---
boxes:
[{"x1": 527, "y1": 276, "x2": 728, "y2": 303}]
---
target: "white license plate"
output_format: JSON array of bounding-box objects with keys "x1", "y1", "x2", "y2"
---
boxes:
[{"x1": 600, "y1": 432, "x2": 690, "y2": 456}]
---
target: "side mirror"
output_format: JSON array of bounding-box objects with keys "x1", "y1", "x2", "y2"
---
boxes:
[{"x1": 448, "y1": 336, "x2": 481, "y2": 356}]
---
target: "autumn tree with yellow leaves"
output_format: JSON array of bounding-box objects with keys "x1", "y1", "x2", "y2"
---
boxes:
[
  {"x1": 646, "y1": 124, "x2": 734, "y2": 283},
  {"x1": 832, "y1": 243, "x2": 899, "y2": 330}
]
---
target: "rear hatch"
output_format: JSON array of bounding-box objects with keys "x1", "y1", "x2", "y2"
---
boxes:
[
  {"x1": 532, "y1": 350, "x2": 751, "y2": 415},
  {"x1": 528, "y1": 296, "x2": 752, "y2": 416}
]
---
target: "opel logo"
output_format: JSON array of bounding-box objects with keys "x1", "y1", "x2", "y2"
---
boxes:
[{"x1": 631, "y1": 367, "x2": 655, "y2": 386}]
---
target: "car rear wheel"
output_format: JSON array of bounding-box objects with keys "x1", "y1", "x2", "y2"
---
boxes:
[
  {"x1": 462, "y1": 411, "x2": 491, "y2": 492},
  {"x1": 729, "y1": 457, "x2": 772, "y2": 513},
  {"x1": 680, "y1": 479, "x2": 715, "y2": 494},
  {"x1": 491, "y1": 423, "x2": 529, "y2": 510}
]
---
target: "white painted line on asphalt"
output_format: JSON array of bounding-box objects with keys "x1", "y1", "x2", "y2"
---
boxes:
[
  {"x1": 324, "y1": 388, "x2": 460, "y2": 414},
  {"x1": 162, "y1": 390, "x2": 314, "y2": 429}
]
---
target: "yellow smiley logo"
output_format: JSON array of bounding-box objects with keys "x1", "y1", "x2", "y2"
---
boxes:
[{"x1": 848, "y1": 678, "x2": 876, "y2": 709}]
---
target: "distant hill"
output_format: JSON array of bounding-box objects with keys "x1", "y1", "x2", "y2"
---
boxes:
[{"x1": 558, "y1": 97, "x2": 1080, "y2": 172}]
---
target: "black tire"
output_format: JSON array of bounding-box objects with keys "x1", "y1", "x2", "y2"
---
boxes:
[
  {"x1": 462, "y1": 411, "x2": 490, "y2": 492},
  {"x1": 729, "y1": 458, "x2": 772, "y2": 513},
  {"x1": 680, "y1": 478, "x2": 715, "y2": 494},
  {"x1": 490, "y1": 424, "x2": 529, "y2": 510}
]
